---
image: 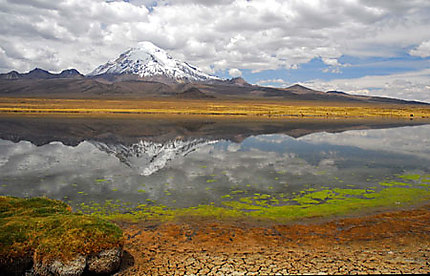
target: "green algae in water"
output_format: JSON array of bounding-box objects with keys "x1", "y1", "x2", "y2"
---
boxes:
[
  {"x1": 94, "y1": 184, "x2": 430, "y2": 222},
  {"x1": 102, "y1": 187, "x2": 429, "y2": 222},
  {"x1": 398, "y1": 174, "x2": 421, "y2": 181},
  {"x1": 379, "y1": 181, "x2": 409, "y2": 187},
  {"x1": 76, "y1": 173, "x2": 430, "y2": 223}
]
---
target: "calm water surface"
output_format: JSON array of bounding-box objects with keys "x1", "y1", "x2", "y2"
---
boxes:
[{"x1": 0, "y1": 118, "x2": 429, "y2": 215}]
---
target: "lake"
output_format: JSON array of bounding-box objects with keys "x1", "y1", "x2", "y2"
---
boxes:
[{"x1": 1, "y1": 116, "x2": 429, "y2": 221}]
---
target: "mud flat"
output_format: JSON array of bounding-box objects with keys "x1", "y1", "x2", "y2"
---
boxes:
[{"x1": 116, "y1": 205, "x2": 430, "y2": 275}]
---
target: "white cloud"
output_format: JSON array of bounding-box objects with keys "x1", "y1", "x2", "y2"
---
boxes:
[
  {"x1": 410, "y1": 40, "x2": 430, "y2": 58},
  {"x1": 228, "y1": 68, "x2": 242, "y2": 78},
  {"x1": 303, "y1": 69, "x2": 430, "y2": 103},
  {"x1": 322, "y1": 58, "x2": 340, "y2": 67},
  {"x1": 256, "y1": 78, "x2": 290, "y2": 87},
  {"x1": 0, "y1": 0, "x2": 430, "y2": 76}
]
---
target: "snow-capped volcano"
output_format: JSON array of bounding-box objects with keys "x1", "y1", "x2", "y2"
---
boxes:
[{"x1": 89, "y1": 41, "x2": 219, "y2": 82}]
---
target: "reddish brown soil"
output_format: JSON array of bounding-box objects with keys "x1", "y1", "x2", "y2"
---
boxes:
[{"x1": 115, "y1": 206, "x2": 430, "y2": 275}]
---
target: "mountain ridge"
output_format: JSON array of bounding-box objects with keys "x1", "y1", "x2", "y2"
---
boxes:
[
  {"x1": 0, "y1": 42, "x2": 428, "y2": 105},
  {"x1": 0, "y1": 70, "x2": 427, "y2": 105},
  {"x1": 0, "y1": 68, "x2": 84, "y2": 80},
  {"x1": 89, "y1": 41, "x2": 219, "y2": 83}
]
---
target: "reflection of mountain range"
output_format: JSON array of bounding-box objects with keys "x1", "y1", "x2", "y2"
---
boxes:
[
  {"x1": 91, "y1": 139, "x2": 217, "y2": 176},
  {"x1": 0, "y1": 116, "x2": 428, "y2": 147}
]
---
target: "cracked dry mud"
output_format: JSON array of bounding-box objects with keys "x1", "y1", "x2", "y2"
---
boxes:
[{"x1": 115, "y1": 205, "x2": 430, "y2": 275}]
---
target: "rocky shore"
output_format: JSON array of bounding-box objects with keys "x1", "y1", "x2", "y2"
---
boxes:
[
  {"x1": 0, "y1": 196, "x2": 124, "y2": 276},
  {"x1": 116, "y1": 205, "x2": 430, "y2": 275}
]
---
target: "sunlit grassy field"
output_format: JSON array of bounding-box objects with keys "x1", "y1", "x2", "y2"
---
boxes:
[{"x1": 0, "y1": 97, "x2": 429, "y2": 119}]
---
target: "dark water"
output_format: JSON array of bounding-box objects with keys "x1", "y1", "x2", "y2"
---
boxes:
[{"x1": 0, "y1": 117, "x2": 429, "y2": 213}]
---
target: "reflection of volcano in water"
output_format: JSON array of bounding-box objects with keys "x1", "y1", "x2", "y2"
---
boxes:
[{"x1": 91, "y1": 139, "x2": 218, "y2": 176}]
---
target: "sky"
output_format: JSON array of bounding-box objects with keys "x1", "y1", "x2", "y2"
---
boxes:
[{"x1": 1, "y1": 0, "x2": 430, "y2": 102}]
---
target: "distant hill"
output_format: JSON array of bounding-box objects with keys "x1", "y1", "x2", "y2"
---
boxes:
[
  {"x1": 285, "y1": 84, "x2": 320, "y2": 95},
  {"x1": 176, "y1": 87, "x2": 215, "y2": 99},
  {"x1": 0, "y1": 68, "x2": 84, "y2": 80},
  {"x1": 224, "y1": 77, "x2": 251, "y2": 87},
  {"x1": 327, "y1": 90, "x2": 348, "y2": 95}
]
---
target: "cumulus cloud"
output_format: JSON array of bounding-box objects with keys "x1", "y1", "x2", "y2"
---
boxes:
[
  {"x1": 322, "y1": 58, "x2": 340, "y2": 67},
  {"x1": 228, "y1": 68, "x2": 242, "y2": 78},
  {"x1": 256, "y1": 78, "x2": 290, "y2": 87},
  {"x1": 410, "y1": 40, "x2": 430, "y2": 57},
  {"x1": 0, "y1": 0, "x2": 430, "y2": 78},
  {"x1": 303, "y1": 69, "x2": 430, "y2": 103}
]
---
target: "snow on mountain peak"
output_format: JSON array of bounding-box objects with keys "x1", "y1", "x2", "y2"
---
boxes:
[{"x1": 89, "y1": 41, "x2": 219, "y2": 82}]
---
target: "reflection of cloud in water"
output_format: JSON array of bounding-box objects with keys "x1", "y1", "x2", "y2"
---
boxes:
[
  {"x1": 172, "y1": 144, "x2": 338, "y2": 185},
  {"x1": 0, "y1": 140, "x2": 125, "y2": 178},
  {"x1": 227, "y1": 143, "x2": 241, "y2": 152},
  {"x1": 253, "y1": 134, "x2": 294, "y2": 144},
  {"x1": 1, "y1": 124, "x2": 430, "y2": 209},
  {"x1": 299, "y1": 125, "x2": 430, "y2": 160}
]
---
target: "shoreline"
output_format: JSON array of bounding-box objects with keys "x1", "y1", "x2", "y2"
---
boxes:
[
  {"x1": 115, "y1": 204, "x2": 430, "y2": 275},
  {"x1": 2, "y1": 195, "x2": 429, "y2": 275}
]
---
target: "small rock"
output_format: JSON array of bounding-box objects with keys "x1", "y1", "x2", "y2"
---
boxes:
[
  {"x1": 50, "y1": 256, "x2": 86, "y2": 276},
  {"x1": 34, "y1": 255, "x2": 86, "y2": 276},
  {"x1": 87, "y1": 248, "x2": 123, "y2": 274}
]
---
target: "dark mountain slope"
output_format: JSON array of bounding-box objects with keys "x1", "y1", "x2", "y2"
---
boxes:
[{"x1": 176, "y1": 87, "x2": 215, "y2": 99}]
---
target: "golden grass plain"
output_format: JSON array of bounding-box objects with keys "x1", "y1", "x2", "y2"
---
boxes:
[{"x1": 0, "y1": 97, "x2": 429, "y2": 120}]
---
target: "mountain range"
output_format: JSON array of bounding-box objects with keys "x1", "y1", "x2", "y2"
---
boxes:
[
  {"x1": 0, "y1": 68, "x2": 84, "y2": 80},
  {"x1": 0, "y1": 41, "x2": 427, "y2": 105}
]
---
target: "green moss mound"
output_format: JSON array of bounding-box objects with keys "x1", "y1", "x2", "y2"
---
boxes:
[{"x1": 0, "y1": 196, "x2": 123, "y2": 264}]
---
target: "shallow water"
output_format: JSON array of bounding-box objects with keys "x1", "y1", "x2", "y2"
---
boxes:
[{"x1": 0, "y1": 117, "x2": 429, "y2": 218}]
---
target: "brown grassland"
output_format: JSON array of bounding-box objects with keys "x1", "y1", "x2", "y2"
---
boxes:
[{"x1": 0, "y1": 97, "x2": 430, "y2": 119}]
